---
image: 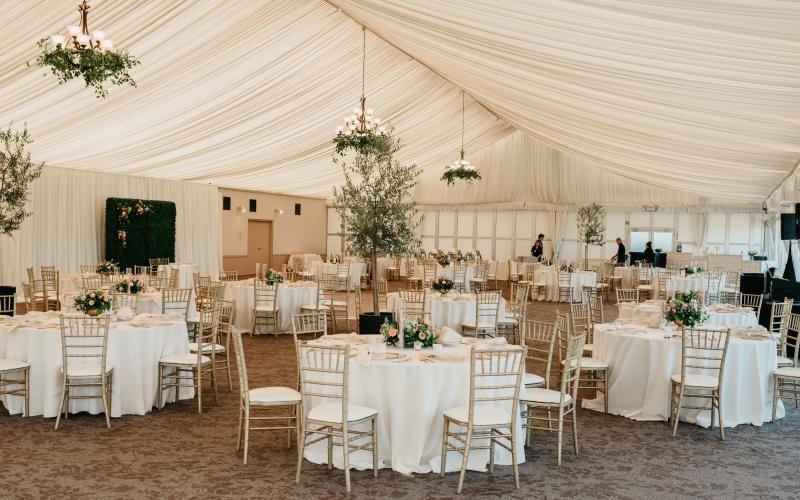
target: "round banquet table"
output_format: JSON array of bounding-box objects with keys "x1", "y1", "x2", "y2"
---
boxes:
[
  {"x1": 158, "y1": 263, "x2": 197, "y2": 289},
  {"x1": 411, "y1": 264, "x2": 476, "y2": 293},
  {"x1": 311, "y1": 262, "x2": 364, "y2": 290},
  {"x1": 386, "y1": 292, "x2": 506, "y2": 332},
  {"x1": 531, "y1": 269, "x2": 597, "y2": 302},
  {"x1": 617, "y1": 301, "x2": 758, "y2": 329},
  {"x1": 0, "y1": 312, "x2": 193, "y2": 418},
  {"x1": 223, "y1": 280, "x2": 318, "y2": 333},
  {"x1": 59, "y1": 290, "x2": 201, "y2": 322},
  {"x1": 302, "y1": 338, "x2": 524, "y2": 474},
  {"x1": 663, "y1": 275, "x2": 708, "y2": 295},
  {"x1": 584, "y1": 323, "x2": 784, "y2": 427},
  {"x1": 289, "y1": 253, "x2": 323, "y2": 270},
  {"x1": 613, "y1": 266, "x2": 640, "y2": 289}
]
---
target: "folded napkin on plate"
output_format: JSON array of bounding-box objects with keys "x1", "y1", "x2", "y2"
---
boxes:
[
  {"x1": 355, "y1": 348, "x2": 371, "y2": 367},
  {"x1": 730, "y1": 326, "x2": 773, "y2": 340},
  {"x1": 419, "y1": 351, "x2": 469, "y2": 363},
  {"x1": 115, "y1": 307, "x2": 134, "y2": 321},
  {"x1": 438, "y1": 326, "x2": 462, "y2": 344}
]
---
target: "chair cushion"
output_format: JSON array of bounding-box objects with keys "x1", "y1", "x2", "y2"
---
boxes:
[
  {"x1": 720, "y1": 287, "x2": 737, "y2": 294},
  {"x1": 584, "y1": 343, "x2": 594, "y2": 353},
  {"x1": 322, "y1": 300, "x2": 347, "y2": 307},
  {"x1": 520, "y1": 387, "x2": 572, "y2": 405},
  {"x1": 249, "y1": 386, "x2": 301, "y2": 404},
  {"x1": 255, "y1": 305, "x2": 279, "y2": 313},
  {"x1": 63, "y1": 363, "x2": 112, "y2": 377},
  {"x1": 775, "y1": 366, "x2": 800, "y2": 378},
  {"x1": 777, "y1": 356, "x2": 794, "y2": 367},
  {"x1": 443, "y1": 405, "x2": 511, "y2": 426},
  {"x1": 670, "y1": 373, "x2": 718, "y2": 388},
  {"x1": 188, "y1": 342, "x2": 226, "y2": 353},
  {"x1": 301, "y1": 304, "x2": 329, "y2": 311},
  {"x1": 307, "y1": 402, "x2": 377, "y2": 423},
  {"x1": 524, "y1": 372, "x2": 545, "y2": 387},
  {"x1": 160, "y1": 352, "x2": 211, "y2": 365},
  {"x1": 461, "y1": 322, "x2": 496, "y2": 330},
  {"x1": 562, "y1": 357, "x2": 608, "y2": 370},
  {"x1": 0, "y1": 358, "x2": 30, "y2": 372},
  {"x1": 637, "y1": 285, "x2": 654, "y2": 290}
]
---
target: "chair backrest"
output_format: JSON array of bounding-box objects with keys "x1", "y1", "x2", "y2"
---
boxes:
[
  {"x1": 678, "y1": 327, "x2": 730, "y2": 389},
  {"x1": 59, "y1": 314, "x2": 110, "y2": 373},
  {"x1": 557, "y1": 330, "x2": 586, "y2": 404},
  {"x1": 80, "y1": 265, "x2": 96, "y2": 274},
  {"x1": 724, "y1": 271, "x2": 740, "y2": 291},
  {"x1": 399, "y1": 290, "x2": 427, "y2": 322},
  {"x1": 557, "y1": 271, "x2": 571, "y2": 287},
  {"x1": 570, "y1": 302, "x2": 591, "y2": 337},
  {"x1": 134, "y1": 265, "x2": 149, "y2": 276},
  {"x1": 254, "y1": 278, "x2": 278, "y2": 312},
  {"x1": 738, "y1": 293, "x2": 762, "y2": 316},
  {"x1": 29, "y1": 280, "x2": 49, "y2": 311},
  {"x1": 336, "y1": 262, "x2": 350, "y2": 278},
  {"x1": 521, "y1": 319, "x2": 557, "y2": 388},
  {"x1": 292, "y1": 256, "x2": 306, "y2": 273},
  {"x1": 466, "y1": 345, "x2": 525, "y2": 424},
  {"x1": 196, "y1": 307, "x2": 221, "y2": 363},
  {"x1": 26, "y1": 267, "x2": 36, "y2": 281},
  {"x1": 637, "y1": 266, "x2": 651, "y2": 282},
  {"x1": 219, "y1": 270, "x2": 238, "y2": 282},
  {"x1": 587, "y1": 294, "x2": 604, "y2": 326},
  {"x1": 111, "y1": 292, "x2": 139, "y2": 313},
  {"x1": 473, "y1": 291, "x2": 501, "y2": 328},
  {"x1": 0, "y1": 294, "x2": 15, "y2": 316},
  {"x1": 161, "y1": 288, "x2": 192, "y2": 320},
  {"x1": 616, "y1": 288, "x2": 639, "y2": 304},
  {"x1": 291, "y1": 312, "x2": 327, "y2": 341},
  {"x1": 82, "y1": 275, "x2": 103, "y2": 290},
  {"x1": 377, "y1": 280, "x2": 388, "y2": 311},
  {"x1": 41, "y1": 268, "x2": 59, "y2": 292},
  {"x1": 507, "y1": 282, "x2": 530, "y2": 318},
  {"x1": 423, "y1": 262, "x2": 438, "y2": 282},
  {"x1": 453, "y1": 264, "x2": 468, "y2": 284},
  {"x1": 296, "y1": 342, "x2": 350, "y2": 421},
  {"x1": 782, "y1": 313, "x2": 800, "y2": 365},
  {"x1": 231, "y1": 329, "x2": 250, "y2": 406},
  {"x1": 770, "y1": 298, "x2": 794, "y2": 336},
  {"x1": 214, "y1": 298, "x2": 236, "y2": 340}
]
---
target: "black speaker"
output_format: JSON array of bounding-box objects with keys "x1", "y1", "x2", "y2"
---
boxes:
[
  {"x1": 781, "y1": 213, "x2": 797, "y2": 240},
  {"x1": 795, "y1": 203, "x2": 800, "y2": 238},
  {"x1": 294, "y1": 203, "x2": 301, "y2": 215},
  {"x1": 740, "y1": 273, "x2": 766, "y2": 295}
]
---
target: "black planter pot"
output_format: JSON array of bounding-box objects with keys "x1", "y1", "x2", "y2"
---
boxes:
[{"x1": 358, "y1": 312, "x2": 393, "y2": 335}]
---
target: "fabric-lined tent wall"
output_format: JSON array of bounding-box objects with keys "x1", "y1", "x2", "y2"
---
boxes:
[{"x1": 0, "y1": 167, "x2": 221, "y2": 290}]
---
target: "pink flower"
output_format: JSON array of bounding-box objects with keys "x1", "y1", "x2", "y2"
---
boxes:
[
  {"x1": 388, "y1": 328, "x2": 398, "y2": 337},
  {"x1": 88, "y1": 300, "x2": 95, "y2": 306}
]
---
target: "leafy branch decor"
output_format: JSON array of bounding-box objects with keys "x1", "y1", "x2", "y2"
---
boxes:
[
  {"x1": 441, "y1": 91, "x2": 481, "y2": 186},
  {"x1": 0, "y1": 125, "x2": 44, "y2": 236},
  {"x1": 33, "y1": 1, "x2": 139, "y2": 98},
  {"x1": 577, "y1": 203, "x2": 606, "y2": 269}
]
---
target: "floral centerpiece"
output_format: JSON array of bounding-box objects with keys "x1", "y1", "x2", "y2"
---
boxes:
[
  {"x1": 96, "y1": 260, "x2": 117, "y2": 275},
  {"x1": 74, "y1": 290, "x2": 111, "y2": 316},
  {"x1": 559, "y1": 263, "x2": 574, "y2": 273},
  {"x1": 436, "y1": 254, "x2": 451, "y2": 267},
  {"x1": 265, "y1": 269, "x2": 284, "y2": 285},
  {"x1": 664, "y1": 290, "x2": 707, "y2": 329},
  {"x1": 432, "y1": 277, "x2": 454, "y2": 295},
  {"x1": 655, "y1": 248, "x2": 662, "y2": 253},
  {"x1": 380, "y1": 319, "x2": 400, "y2": 347},
  {"x1": 403, "y1": 318, "x2": 437, "y2": 348},
  {"x1": 330, "y1": 254, "x2": 341, "y2": 264},
  {"x1": 683, "y1": 266, "x2": 703, "y2": 275},
  {"x1": 747, "y1": 250, "x2": 757, "y2": 259},
  {"x1": 114, "y1": 276, "x2": 144, "y2": 294}
]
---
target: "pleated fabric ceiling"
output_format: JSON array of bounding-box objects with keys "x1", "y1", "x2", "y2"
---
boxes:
[{"x1": 0, "y1": 0, "x2": 797, "y2": 202}]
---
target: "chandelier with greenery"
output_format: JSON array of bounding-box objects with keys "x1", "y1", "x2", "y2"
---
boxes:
[
  {"x1": 441, "y1": 91, "x2": 481, "y2": 186},
  {"x1": 34, "y1": 0, "x2": 140, "y2": 98},
  {"x1": 333, "y1": 26, "x2": 389, "y2": 155}
]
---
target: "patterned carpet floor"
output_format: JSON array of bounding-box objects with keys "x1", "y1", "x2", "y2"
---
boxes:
[{"x1": 1, "y1": 298, "x2": 799, "y2": 499}]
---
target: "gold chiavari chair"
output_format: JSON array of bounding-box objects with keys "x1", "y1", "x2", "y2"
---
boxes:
[
  {"x1": 586, "y1": 294, "x2": 604, "y2": 352},
  {"x1": 161, "y1": 288, "x2": 192, "y2": 325},
  {"x1": 669, "y1": 327, "x2": 730, "y2": 439},
  {"x1": 461, "y1": 291, "x2": 501, "y2": 338},
  {"x1": 335, "y1": 262, "x2": 351, "y2": 291},
  {"x1": 556, "y1": 271, "x2": 573, "y2": 302},
  {"x1": 385, "y1": 256, "x2": 400, "y2": 281},
  {"x1": 470, "y1": 262, "x2": 489, "y2": 292},
  {"x1": 191, "y1": 299, "x2": 234, "y2": 392},
  {"x1": 21, "y1": 282, "x2": 37, "y2": 313},
  {"x1": 80, "y1": 265, "x2": 97, "y2": 274},
  {"x1": 82, "y1": 275, "x2": 103, "y2": 291},
  {"x1": 452, "y1": 263, "x2": 468, "y2": 293},
  {"x1": 55, "y1": 314, "x2": 113, "y2": 430},
  {"x1": 158, "y1": 307, "x2": 221, "y2": 413},
  {"x1": 39, "y1": 268, "x2": 60, "y2": 310},
  {"x1": 718, "y1": 271, "x2": 740, "y2": 304},
  {"x1": 778, "y1": 307, "x2": 799, "y2": 368},
  {"x1": 282, "y1": 263, "x2": 296, "y2": 282},
  {"x1": 616, "y1": 288, "x2": 639, "y2": 304},
  {"x1": 570, "y1": 302, "x2": 591, "y2": 354},
  {"x1": 770, "y1": 298, "x2": 794, "y2": 347},
  {"x1": 359, "y1": 260, "x2": 372, "y2": 290},
  {"x1": 111, "y1": 292, "x2": 139, "y2": 314},
  {"x1": 655, "y1": 275, "x2": 669, "y2": 301},
  {"x1": 423, "y1": 261, "x2": 438, "y2": 289},
  {"x1": 292, "y1": 311, "x2": 327, "y2": 340},
  {"x1": 520, "y1": 319, "x2": 558, "y2": 388},
  {"x1": 252, "y1": 278, "x2": 280, "y2": 337},
  {"x1": 295, "y1": 342, "x2": 378, "y2": 493},
  {"x1": 29, "y1": 279, "x2": 51, "y2": 312},
  {"x1": 636, "y1": 266, "x2": 653, "y2": 301},
  {"x1": 301, "y1": 275, "x2": 336, "y2": 334},
  {"x1": 232, "y1": 330, "x2": 300, "y2": 465},
  {"x1": 737, "y1": 293, "x2": 763, "y2": 317},
  {"x1": 25, "y1": 267, "x2": 35, "y2": 282},
  {"x1": 218, "y1": 270, "x2": 239, "y2": 282},
  {"x1": 508, "y1": 260, "x2": 520, "y2": 284},
  {"x1": 705, "y1": 270, "x2": 722, "y2": 304},
  {"x1": 0, "y1": 318, "x2": 30, "y2": 414},
  {"x1": 486, "y1": 260, "x2": 499, "y2": 289},
  {"x1": 398, "y1": 289, "x2": 427, "y2": 324},
  {"x1": 772, "y1": 312, "x2": 800, "y2": 421},
  {"x1": 133, "y1": 265, "x2": 149, "y2": 276},
  {"x1": 375, "y1": 279, "x2": 390, "y2": 313},
  {"x1": 563, "y1": 307, "x2": 608, "y2": 412},
  {"x1": 520, "y1": 324, "x2": 585, "y2": 465},
  {"x1": 293, "y1": 256, "x2": 314, "y2": 281},
  {"x1": 349, "y1": 286, "x2": 363, "y2": 332},
  {"x1": 498, "y1": 282, "x2": 530, "y2": 344},
  {"x1": 440, "y1": 345, "x2": 525, "y2": 493}
]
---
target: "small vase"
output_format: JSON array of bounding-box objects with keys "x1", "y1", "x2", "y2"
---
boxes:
[
  {"x1": 86, "y1": 309, "x2": 100, "y2": 317},
  {"x1": 438, "y1": 290, "x2": 449, "y2": 297}
]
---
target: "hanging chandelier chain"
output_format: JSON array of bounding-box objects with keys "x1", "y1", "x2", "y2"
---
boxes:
[
  {"x1": 79, "y1": 1, "x2": 91, "y2": 36},
  {"x1": 361, "y1": 26, "x2": 366, "y2": 99},
  {"x1": 461, "y1": 91, "x2": 465, "y2": 156}
]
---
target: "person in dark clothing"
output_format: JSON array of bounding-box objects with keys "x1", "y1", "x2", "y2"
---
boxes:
[
  {"x1": 643, "y1": 241, "x2": 655, "y2": 263},
  {"x1": 531, "y1": 233, "x2": 544, "y2": 261},
  {"x1": 611, "y1": 237, "x2": 626, "y2": 266}
]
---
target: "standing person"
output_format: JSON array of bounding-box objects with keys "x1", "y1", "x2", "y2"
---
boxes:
[
  {"x1": 610, "y1": 237, "x2": 627, "y2": 266},
  {"x1": 643, "y1": 241, "x2": 655, "y2": 264},
  {"x1": 531, "y1": 234, "x2": 544, "y2": 261}
]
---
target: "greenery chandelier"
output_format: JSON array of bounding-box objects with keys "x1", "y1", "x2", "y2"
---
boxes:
[
  {"x1": 442, "y1": 91, "x2": 481, "y2": 185},
  {"x1": 35, "y1": 0, "x2": 140, "y2": 98}
]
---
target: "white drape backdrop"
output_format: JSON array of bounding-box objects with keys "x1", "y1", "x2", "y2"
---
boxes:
[{"x1": 0, "y1": 167, "x2": 221, "y2": 289}]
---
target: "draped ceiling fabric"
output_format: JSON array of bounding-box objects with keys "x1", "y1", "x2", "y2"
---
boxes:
[{"x1": 0, "y1": 0, "x2": 797, "y2": 203}]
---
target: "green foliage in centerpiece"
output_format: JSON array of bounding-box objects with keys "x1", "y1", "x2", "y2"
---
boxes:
[
  {"x1": 34, "y1": 39, "x2": 140, "y2": 98},
  {"x1": 380, "y1": 319, "x2": 400, "y2": 347},
  {"x1": 114, "y1": 276, "x2": 144, "y2": 294},
  {"x1": 664, "y1": 290, "x2": 707, "y2": 329},
  {"x1": 432, "y1": 277, "x2": 454, "y2": 294},
  {"x1": 436, "y1": 254, "x2": 451, "y2": 267},
  {"x1": 403, "y1": 318, "x2": 437, "y2": 348},
  {"x1": 683, "y1": 266, "x2": 703, "y2": 275},
  {"x1": 74, "y1": 289, "x2": 111, "y2": 315},
  {"x1": 266, "y1": 269, "x2": 284, "y2": 285},
  {"x1": 0, "y1": 125, "x2": 44, "y2": 236},
  {"x1": 96, "y1": 260, "x2": 118, "y2": 275}
]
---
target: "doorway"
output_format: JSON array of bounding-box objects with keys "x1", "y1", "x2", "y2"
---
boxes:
[{"x1": 247, "y1": 220, "x2": 272, "y2": 275}]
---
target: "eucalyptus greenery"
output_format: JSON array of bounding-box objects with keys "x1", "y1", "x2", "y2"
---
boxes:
[
  {"x1": 441, "y1": 167, "x2": 481, "y2": 186},
  {"x1": 333, "y1": 128, "x2": 422, "y2": 316},
  {"x1": 0, "y1": 125, "x2": 44, "y2": 236},
  {"x1": 577, "y1": 202, "x2": 606, "y2": 269},
  {"x1": 34, "y1": 39, "x2": 140, "y2": 98}
]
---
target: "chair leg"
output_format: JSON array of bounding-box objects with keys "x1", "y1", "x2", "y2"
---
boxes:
[
  {"x1": 371, "y1": 417, "x2": 378, "y2": 478},
  {"x1": 243, "y1": 412, "x2": 250, "y2": 465},
  {"x1": 226, "y1": 355, "x2": 233, "y2": 392},
  {"x1": 457, "y1": 428, "x2": 473, "y2": 494},
  {"x1": 157, "y1": 365, "x2": 163, "y2": 409},
  {"x1": 196, "y1": 367, "x2": 203, "y2": 414},
  {"x1": 603, "y1": 371, "x2": 608, "y2": 413},
  {"x1": 343, "y1": 427, "x2": 351, "y2": 493},
  {"x1": 54, "y1": 377, "x2": 67, "y2": 430},
  {"x1": 489, "y1": 430, "x2": 495, "y2": 475},
  {"x1": 211, "y1": 364, "x2": 219, "y2": 405},
  {"x1": 250, "y1": 316, "x2": 256, "y2": 339},
  {"x1": 236, "y1": 405, "x2": 244, "y2": 451},
  {"x1": 672, "y1": 390, "x2": 684, "y2": 437},
  {"x1": 327, "y1": 432, "x2": 333, "y2": 470},
  {"x1": 556, "y1": 408, "x2": 564, "y2": 466},
  {"x1": 772, "y1": 377, "x2": 779, "y2": 422},
  {"x1": 440, "y1": 418, "x2": 449, "y2": 477},
  {"x1": 295, "y1": 419, "x2": 306, "y2": 483},
  {"x1": 571, "y1": 408, "x2": 579, "y2": 456},
  {"x1": 102, "y1": 374, "x2": 111, "y2": 429},
  {"x1": 24, "y1": 369, "x2": 30, "y2": 418},
  {"x1": 717, "y1": 393, "x2": 725, "y2": 440},
  {"x1": 510, "y1": 424, "x2": 520, "y2": 490}
]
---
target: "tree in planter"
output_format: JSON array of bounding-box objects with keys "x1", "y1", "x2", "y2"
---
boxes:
[
  {"x1": 0, "y1": 125, "x2": 44, "y2": 236},
  {"x1": 577, "y1": 203, "x2": 606, "y2": 270},
  {"x1": 333, "y1": 129, "x2": 421, "y2": 325}
]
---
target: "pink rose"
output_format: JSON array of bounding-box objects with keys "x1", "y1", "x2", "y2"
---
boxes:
[{"x1": 388, "y1": 328, "x2": 398, "y2": 337}]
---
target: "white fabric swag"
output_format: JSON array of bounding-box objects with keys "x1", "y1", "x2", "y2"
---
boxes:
[{"x1": 0, "y1": 166, "x2": 221, "y2": 290}]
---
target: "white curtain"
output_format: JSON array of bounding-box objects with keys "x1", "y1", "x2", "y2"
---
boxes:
[
  {"x1": 0, "y1": 167, "x2": 221, "y2": 289},
  {"x1": 548, "y1": 211, "x2": 566, "y2": 260},
  {"x1": 694, "y1": 214, "x2": 709, "y2": 253}
]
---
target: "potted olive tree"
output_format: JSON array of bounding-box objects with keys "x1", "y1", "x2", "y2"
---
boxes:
[
  {"x1": 332, "y1": 128, "x2": 421, "y2": 334},
  {"x1": 577, "y1": 203, "x2": 606, "y2": 270}
]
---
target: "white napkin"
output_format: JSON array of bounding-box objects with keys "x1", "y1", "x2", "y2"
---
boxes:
[
  {"x1": 115, "y1": 307, "x2": 134, "y2": 321},
  {"x1": 438, "y1": 326, "x2": 462, "y2": 344},
  {"x1": 356, "y1": 348, "x2": 371, "y2": 367}
]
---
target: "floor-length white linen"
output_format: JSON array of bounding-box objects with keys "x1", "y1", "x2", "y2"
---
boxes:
[
  {"x1": 0, "y1": 167, "x2": 221, "y2": 292},
  {"x1": 617, "y1": 302, "x2": 758, "y2": 329},
  {"x1": 289, "y1": 254, "x2": 323, "y2": 270},
  {"x1": 158, "y1": 263, "x2": 198, "y2": 289},
  {"x1": 0, "y1": 313, "x2": 192, "y2": 417},
  {"x1": 386, "y1": 292, "x2": 506, "y2": 332},
  {"x1": 412, "y1": 264, "x2": 476, "y2": 293},
  {"x1": 584, "y1": 324, "x2": 784, "y2": 427},
  {"x1": 223, "y1": 280, "x2": 318, "y2": 333},
  {"x1": 303, "y1": 343, "x2": 524, "y2": 474},
  {"x1": 531, "y1": 269, "x2": 596, "y2": 302},
  {"x1": 310, "y1": 262, "x2": 363, "y2": 289}
]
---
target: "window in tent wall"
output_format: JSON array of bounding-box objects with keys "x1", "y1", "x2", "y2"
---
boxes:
[
  {"x1": 514, "y1": 211, "x2": 534, "y2": 258},
  {"x1": 438, "y1": 210, "x2": 455, "y2": 250},
  {"x1": 476, "y1": 211, "x2": 494, "y2": 259},
  {"x1": 457, "y1": 210, "x2": 474, "y2": 251},
  {"x1": 421, "y1": 210, "x2": 437, "y2": 252},
  {"x1": 494, "y1": 211, "x2": 513, "y2": 261},
  {"x1": 705, "y1": 213, "x2": 727, "y2": 253},
  {"x1": 326, "y1": 207, "x2": 344, "y2": 254}
]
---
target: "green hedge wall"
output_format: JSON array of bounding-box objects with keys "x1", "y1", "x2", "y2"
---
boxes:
[{"x1": 104, "y1": 198, "x2": 176, "y2": 270}]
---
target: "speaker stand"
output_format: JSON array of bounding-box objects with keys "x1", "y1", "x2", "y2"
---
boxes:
[{"x1": 784, "y1": 240, "x2": 796, "y2": 282}]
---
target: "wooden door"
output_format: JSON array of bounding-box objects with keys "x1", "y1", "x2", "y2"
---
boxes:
[{"x1": 247, "y1": 220, "x2": 272, "y2": 275}]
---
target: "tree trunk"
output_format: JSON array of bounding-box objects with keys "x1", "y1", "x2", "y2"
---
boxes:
[
  {"x1": 371, "y1": 254, "x2": 380, "y2": 315},
  {"x1": 584, "y1": 243, "x2": 589, "y2": 270}
]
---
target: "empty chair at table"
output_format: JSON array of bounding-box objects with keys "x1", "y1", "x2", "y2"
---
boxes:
[
  {"x1": 133, "y1": 265, "x2": 149, "y2": 276},
  {"x1": 335, "y1": 262, "x2": 351, "y2": 291},
  {"x1": 300, "y1": 275, "x2": 335, "y2": 334},
  {"x1": 773, "y1": 312, "x2": 800, "y2": 421},
  {"x1": 570, "y1": 302, "x2": 592, "y2": 354},
  {"x1": 55, "y1": 314, "x2": 113, "y2": 430},
  {"x1": 293, "y1": 256, "x2": 314, "y2": 281},
  {"x1": 636, "y1": 266, "x2": 653, "y2": 301},
  {"x1": 252, "y1": 278, "x2": 281, "y2": 337},
  {"x1": 616, "y1": 288, "x2": 639, "y2": 304},
  {"x1": 80, "y1": 265, "x2": 97, "y2": 274},
  {"x1": 218, "y1": 270, "x2": 238, "y2": 282},
  {"x1": 520, "y1": 319, "x2": 558, "y2": 389},
  {"x1": 291, "y1": 311, "x2": 327, "y2": 339},
  {"x1": 778, "y1": 307, "x2": 800, "y2": 369},
  {"x1": 452, "y1": 263, "x2": 468, "y2": 293},
  {"x1": 385, "y1": 256, "x2": 401, "y2": 281},
  {"x1": 191, "y1": 298, "x2": 235, "y2": 392},
  {"x1": 440, "y1": 345, "x2": 525, "y2": 493},
  {"x1": 737, "y1": 293, "x2": 763, "y2": 317},
  {"x1": 461, "y1": 291, "x2": 501, "y2": 338},
  {"x1": 669, "y1": 327, "x2": 730, "y2": 439},
  {"x1": 161, "y1": 288, "x2": 191, "y2": 321},
  {"x1": 295, "y1": 342, "x2": 378, "y2": 493},
  {"x1": 0, "y1": 316, "x2": 30, "y2": 414},
  {"x1": 111, "y1": 292, "x2": 140, "y2": 314},
  {"x1": 470, "y1": 262, "x2": 489, "y2": 293},
  {"x1": 559, "y1": 309, "x2": 608, "y2": 413},
  {"x1": 232, "y1": 329, "x2": 300, "y2": 465},
  {"x1": 398, "y1": 289, "x2": 427, "y2": 323},
  {"x1": 556, "y1": 271, "x2": 573, "y2": 302},
  {"x1": 718, "y1": 271, "x2": 740, "y2": 304},
  {"x1": 498, "y1": 282, "x2": 530, "y2": 344}
]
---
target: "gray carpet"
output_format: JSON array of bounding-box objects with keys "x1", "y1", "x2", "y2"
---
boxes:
[{"x1": 1, "y1": 296, "x2": 798, "y2": 499}]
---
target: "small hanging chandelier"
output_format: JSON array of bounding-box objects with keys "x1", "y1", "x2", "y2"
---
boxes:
[
  {"x1": 34, "y1": 0, "x2": 140, "y2": 98},
  {"x1": 333, "y1": 27, "x2": 388, "y2": 154},
  {"x1": 442, "y1": 91, "x2": 481, "y2": 185}
]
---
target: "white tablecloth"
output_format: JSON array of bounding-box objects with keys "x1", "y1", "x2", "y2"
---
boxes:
[
  {"x1": 158, "y1": 263, "x2": 197, "y2": 289},
  {"x1": 0, "y1": 312, "x2": 192, "y2": 418},
  {"x1": 585, "y1": 323, "x2": 784, "y2": 427},
  {"x1": 664, "y1": 275, "x2": 708, "y2": 295},
  {"x1": 289, "y1": 253, "x2": 322, "y2": 270},
  {"x1": 59, "y1": 290, "x2": 200, "y2": 322},
  {"x1": 311, "y1": 262, "x2": 364, "y2": 290},
  {"x1": 531, "y1": 270, "x2": 596, "y2": 302},
  {"x1": 412, "y1": 264, "x2": 476, "y2": 293},
  {"x1": 613, "y1": 267, "x2": 640, "y2": 289},
  {"x1": 303, "y1": 340, "x2": 524, "y2": 474},
  {"x1": 387, "y1": 292, "x2": 506, "y2": 332},
  {"x1": 223, "y1": 280, "x2": 318, "y2": 333},
  {"x1": 618, "y1": 301, "x2": 758, "y2": 329}
]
